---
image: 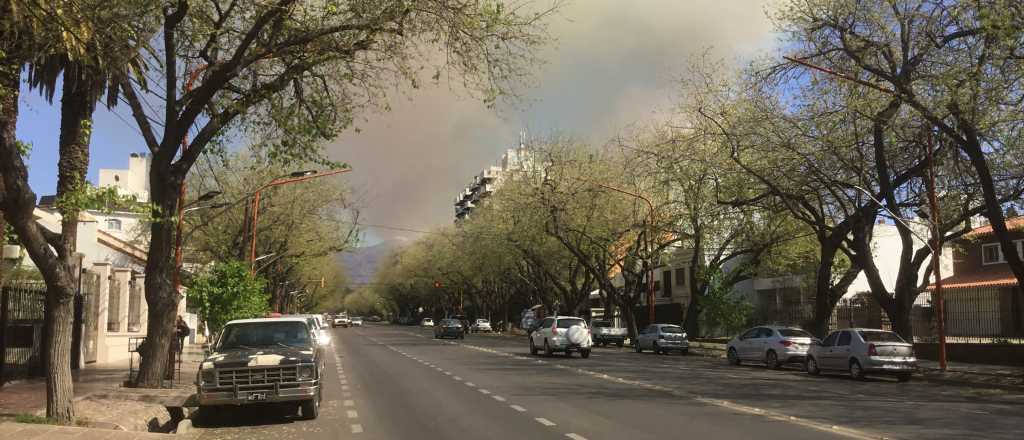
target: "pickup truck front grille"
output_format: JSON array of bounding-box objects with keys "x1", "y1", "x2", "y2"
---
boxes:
[{"x1": 217, "y1": 366, "x2": 300, "y2": 387}]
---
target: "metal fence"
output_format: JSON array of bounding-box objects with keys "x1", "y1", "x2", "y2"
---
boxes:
[
  {"x1": 751, "y1": 288, "x2": 1024, "y2": 344},
  {"x1": 127, "y1": 279, "x2": 142, "y2": 332},
  {"x1": 1, "y1": 280, "x2": 47, "y2": 384}
]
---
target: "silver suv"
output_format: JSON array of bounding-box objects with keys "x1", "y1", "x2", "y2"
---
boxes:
[
  {"x1": 528, "y1": 316, "x2": 592, "y2": 358},
  {"x1": 805, "y1": 328, "x2": 916, "y2": 382}
]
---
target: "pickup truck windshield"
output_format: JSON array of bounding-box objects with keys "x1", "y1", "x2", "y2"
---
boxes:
[{"x1": 219, "y1": 322, "x2": 311, "y2": 350}]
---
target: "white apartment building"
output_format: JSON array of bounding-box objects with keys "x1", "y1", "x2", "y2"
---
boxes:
[{"x1": 454, "y1": 137, "x2": 536, "y2": 222}]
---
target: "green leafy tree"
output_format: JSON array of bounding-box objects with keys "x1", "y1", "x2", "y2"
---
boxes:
[
  {"x1": 125, "y1": 1, "x2": 561, "y2": 386},
  {"x1": 189, "y1": 260, "x2": 269, "y2": 334}
]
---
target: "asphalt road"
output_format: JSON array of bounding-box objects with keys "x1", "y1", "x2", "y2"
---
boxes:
[{"x1": 192, "y1": 324, "x2": 1024, "y2": 440}]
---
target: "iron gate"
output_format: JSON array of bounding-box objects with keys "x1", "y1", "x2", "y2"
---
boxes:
[{"x1": 0, "y1": 281, "x2": 47, "y2": 385}]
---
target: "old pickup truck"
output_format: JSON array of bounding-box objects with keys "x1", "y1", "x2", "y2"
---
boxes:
[
  {"x1": 591, "y1": 319, "x2": 628, "y2": 347},
  {"x1": 196, "y1": 317, "x2": 323, "y2": 419}
]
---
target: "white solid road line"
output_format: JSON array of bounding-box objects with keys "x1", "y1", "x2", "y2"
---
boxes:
[
  {"x1": 535, "y1": 417, "x2": 557, "y2": 426},
  {"x1": 492, "y1": 395, "x2": 507, "y2": 402},
  {"x1": 566, "y1": 434, "x2": 588, "y2": 440},
  {"x1": 350, "y1": 424, "x2": 363, "y2": 434},
  {"x1": 347, "y1": 410, "x2": 358, "y2": 419},
  {"x1": 510, "y1": 405, "x2": 527, "y2": 412}
]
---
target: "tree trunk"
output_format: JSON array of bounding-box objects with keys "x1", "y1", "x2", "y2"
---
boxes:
[
  {"x1": 811, "y1": 242, "x2": 839, "y2": 338},
  {"x1": 0, "y1": 53, "x2": 80, "y2": 421},
  {"x1": 135, "y1": 163, "x2": 182, "y2": 387}
]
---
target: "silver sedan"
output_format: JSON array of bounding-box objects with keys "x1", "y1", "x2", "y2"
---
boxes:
[
  {"x1": 727, "y1": 326, "x2": 815, "y2": 369},
  {"x1": 805, "y1": 328, "x2": 916, "y2": 381}
]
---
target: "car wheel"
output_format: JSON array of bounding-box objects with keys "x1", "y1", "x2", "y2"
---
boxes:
[
  {"x1": 544, "y1": 340, "x2": 553, "y2": 357},
  {"x1": 634, "y1": 342, "x2": 643, "y2": 353},
  {"x1": 766, "y1": 350, "x2": 781, "y2": 369},
  {"x1": 565, "y1": 350, "x2": 573, "y2": 358},
  {"x1": 616, "y1": 341, "x2": 624, "y2": 348},
  {"x1": 727, "y1": 347, "x2": 740, "y2": 365},
  {"x1": 806, "y1": 357, "x2": 820, "y2": 375},
  {"x1": 849, "y1": 359, "x2": 866, "y2": 380},
  {"x1": 529, "y1": 338, "x2": 538, "y2": 355},
  {"x1": 300, "y1": 396, "x2": 320, "y2": 420},
  {"x1": 653, "y1": 341, "x2": 661, "y2": 355},
  {"x1": 896, "y1": 373, "x2": 912, "y2": 383},
  {"x1": 581, "y1": 349, "x2": 591, "y2": 358}
]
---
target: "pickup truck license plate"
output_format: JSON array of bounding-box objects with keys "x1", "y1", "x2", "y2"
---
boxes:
[{"x1": 247, "y1": 392, "x2": 267, "y2": 401}]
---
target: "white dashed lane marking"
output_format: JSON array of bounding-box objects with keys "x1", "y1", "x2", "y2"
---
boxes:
[
  {"x1": 343, "y1": 399, "x2": 355, "y2": 407},
  {"x1": 535, "y1": 417, "x2": 556, "y2": 426},
  {"x1": 566, "y1": 434, "x2": 587, "y2": 440},
  {"x1": 351, "y1": 424, "x2": 363, "y2": 434},
  {"x1": 465, "y1": 382, "x2": 476, "y2": 387},
  {"x1": 510, "y1": 405, "x2": 527, "y2": 412},
  {"x1": 479, "y1": 389, "x2": 491, "y2": 395},
  {"x1": 347, "y1": 410, "x2": 358, "y2": 419},
  {"x1": 492, "y1": 395, "x2": 506, "y2": 402},
  {"x1": 453, "y1": 376, "x2": 462, "y2": 381}
]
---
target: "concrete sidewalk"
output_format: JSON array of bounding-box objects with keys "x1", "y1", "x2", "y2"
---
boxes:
[
  {"x1": 918, "y1": 359, "x2": 1024, "y2": 390},
  {"x1": 0, "y1": 421, "x2": 198, "y2": 439},
  {"x1": 0, "y1": 344, "x2": 203, "y2": 434}
]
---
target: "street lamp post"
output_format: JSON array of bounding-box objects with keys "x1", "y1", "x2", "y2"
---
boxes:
[
  {"x1": 593, "y1": 183, "x2": 657, "y2": 325},
  {"x1": 248, "y1": 167, "x2": 352, "y2": 274}
]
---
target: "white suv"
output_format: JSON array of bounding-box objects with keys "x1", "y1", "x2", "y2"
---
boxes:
[{"x1": 528, "y1": 316, "x2": 592, "y2": 358}]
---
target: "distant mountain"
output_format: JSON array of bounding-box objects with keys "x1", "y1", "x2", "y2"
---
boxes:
[{"x1": 336, "y1": 239, "x2": 405, "y2": 285}]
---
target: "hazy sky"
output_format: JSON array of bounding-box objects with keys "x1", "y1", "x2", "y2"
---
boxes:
[{"x1": 19, "y1": 0, "x2": 777, "y2": 246}]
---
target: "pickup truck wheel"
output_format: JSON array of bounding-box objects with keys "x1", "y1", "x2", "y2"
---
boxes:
[
  {"x1": 581, "y1": 349, "x2": 591, "y2": 358},
  {"x1": 300, "y1": 396, "x2": 320, "y2": 420}
]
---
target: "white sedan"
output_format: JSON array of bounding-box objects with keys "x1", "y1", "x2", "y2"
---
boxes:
[{"x1": 471, "y1": 319, "x2": 492, "y2": 333}]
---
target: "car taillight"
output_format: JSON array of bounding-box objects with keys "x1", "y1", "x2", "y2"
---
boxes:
[
  {"x1": 780, "y1": 340, "x2": 795, "y2": 347},
  {"x1": 552, "y1": 322, "x2": 558, "y2": 335},
  {"x1": 868, "y1": 343, "x2": 878, "y2": 356}
]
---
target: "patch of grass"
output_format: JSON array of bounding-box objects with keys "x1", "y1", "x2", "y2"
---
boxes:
[{"x1": 14, "y1": 414, "x2": 57, "y2": 425}]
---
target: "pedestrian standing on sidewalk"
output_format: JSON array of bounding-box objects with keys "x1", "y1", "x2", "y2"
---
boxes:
[{"x1": 175, "y1": 315, "x2": 190, "y2": 353}]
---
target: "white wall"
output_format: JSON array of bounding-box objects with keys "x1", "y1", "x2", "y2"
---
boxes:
[{"x1": 97, "y1": 153, "x2": 151, "y2": 202}]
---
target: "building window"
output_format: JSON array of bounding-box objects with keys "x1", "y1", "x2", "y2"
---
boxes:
[
  {"x1": 982, "y1": 243, "x2": 1004, "y2": 265},
  {"x1": 675, "y1": 268, "x2": 686, "y2": 287},
  {"x1": 106, "y1": 219, "x2": 122, "y2": 231},
  {"x1": 662, "y1": 271, "x2": 672, "y2": 298}
]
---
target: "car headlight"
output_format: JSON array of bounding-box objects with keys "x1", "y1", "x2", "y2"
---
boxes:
[
  {"x1": 201, "y1": 369, "x2": 216, "y2": 385},
  {"x1": 298, "y1": 365, "x2": 315, "y2": 380}
]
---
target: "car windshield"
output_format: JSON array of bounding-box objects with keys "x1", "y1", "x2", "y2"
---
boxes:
[
  {"x1": 660, "y1": 326, "x2": 683, "y2": 334},
  {"x1": 592, "y1": 321, "x2": 611, "y2": 328},
  {"x1": 442, "y1": 319, "x2": 461, "y2": 326},
  {"x1": 859, "y1": 331, "x2": 906, "y2": 343},
  {"x1": 779, "y1": 328, "x2": 813, "y2": 338},
  {"x1": 556, "y1": 318, "x2": 585, "y2": 329},
  {"x1": 218, "y1": 322, "x2": 311, "y2": 350}
]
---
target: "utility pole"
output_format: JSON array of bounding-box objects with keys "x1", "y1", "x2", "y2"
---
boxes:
[{"x1": 926, "y1": 130, "x2": 948, "y2": 370}]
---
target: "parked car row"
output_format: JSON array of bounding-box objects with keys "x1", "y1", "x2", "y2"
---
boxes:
[{"x1": 727, "y1": 326, "x2": 918, "y2": 382}]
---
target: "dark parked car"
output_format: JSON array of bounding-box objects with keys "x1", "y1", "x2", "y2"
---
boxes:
[
  {"x1": 196, "y1": 318, "x2": 323, "y2": 419},
  {"x1": 434, "y1": 319, "x2": 465, "y2": 339}
]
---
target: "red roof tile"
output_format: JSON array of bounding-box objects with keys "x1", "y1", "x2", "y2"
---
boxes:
[
  {"x1": 963, "y1": 216, "x2": 1024, "y2": 239},
  {"x1": 927, "y1": 271, "x2": 1018, "y2": 290}
]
